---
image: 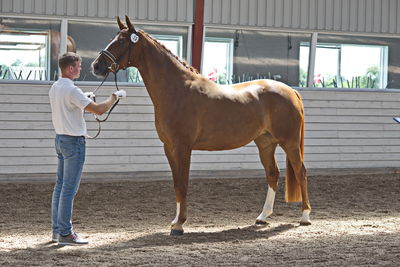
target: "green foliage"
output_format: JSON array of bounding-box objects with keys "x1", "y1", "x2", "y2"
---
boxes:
[
  {"x1": 217, "y1": 73, "x2": 227, "y2": 84},
  {"x1": 299, "y1": 68, "x2": 308, "y2": 87},
  {"x1": 11, "y1": 59, "x2": 23, "y2": 67},
  {"x1": 25, "y1": 62, "x2": 39, "y2": 67},
  {"x1": 0, "y1": 65, "x2": 11, "y2": 79},
  {"x1": 301, "y1": 65, "x2": 381, "y2": 88}
]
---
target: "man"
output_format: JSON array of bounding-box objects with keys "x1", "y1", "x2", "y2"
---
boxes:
[{"x1": 49, "y1": 52, "x2": 126, "y2": 246}]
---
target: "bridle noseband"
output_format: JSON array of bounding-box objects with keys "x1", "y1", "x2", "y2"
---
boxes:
[{"x1": 100, "y1": 49, "x2": 119, "y2": 73}]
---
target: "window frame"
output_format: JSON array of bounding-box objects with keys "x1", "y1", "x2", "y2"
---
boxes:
[
  {"x1": 1, "y1": 14, "x2": 400, "y2": 90},
  {"x1": 300, "y1": 41, "x2": 389, "y2": 88},
  {"x1": 202, "y1": 37, "x2": 234, "y2": 84},
  {"x1": 0, "y1": 15, "x2": 193, "y2": 86},
  {"x1": 204, "y1": 25, "x2": 400, "y2": 90}
]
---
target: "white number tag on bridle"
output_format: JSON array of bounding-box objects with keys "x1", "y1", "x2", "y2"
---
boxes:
[{"x1": 130, "y1": 33, "x2": 139, "y2": 43}]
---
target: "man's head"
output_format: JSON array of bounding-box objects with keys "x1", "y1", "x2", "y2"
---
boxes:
[{"x1": 59, "y1": 52, "x2": 82, "y2": 80}]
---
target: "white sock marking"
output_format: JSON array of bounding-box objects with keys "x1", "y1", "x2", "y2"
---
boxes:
[
  {"x1": 257, "y1": 186, "x2": 276, "y2": 221},
  {"x1": 301, "y1": 209, "x2": 311, "y2": 223},
  {"x1": 171, "y1": 202, "x2": 180, "y2": 225}
]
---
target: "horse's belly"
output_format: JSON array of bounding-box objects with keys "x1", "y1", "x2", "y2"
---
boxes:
[
  {"x1": 192, "y1": 110, "x2": 268, "y2": 150},
  {"x1": 193, "y1": 141, "x2": 251, "y2": 151},
  {"x1": 193, "y1": 128, "x2": 264, "y2": 151}
]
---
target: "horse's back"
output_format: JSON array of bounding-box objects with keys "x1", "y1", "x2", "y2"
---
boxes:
[{"x1": 224, "y1": 79, "x2": 303, "y2": 117}]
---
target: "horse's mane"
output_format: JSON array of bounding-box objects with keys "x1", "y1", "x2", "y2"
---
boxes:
[
  {"x1": 139, "y1": 30, "x2": 199, "y2": 74},
  {"x1": 138, "y1": 31, "x2": 274, "y2": 104}
]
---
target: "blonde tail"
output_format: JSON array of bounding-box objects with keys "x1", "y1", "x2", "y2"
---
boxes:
[{"x1": 285, "y1": 98, "x2": 304, "y2": 202}]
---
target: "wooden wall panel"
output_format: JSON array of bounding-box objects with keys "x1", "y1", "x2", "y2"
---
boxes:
[{"x1": 1, "y1": 83, "x2": 400, "y2": 175}]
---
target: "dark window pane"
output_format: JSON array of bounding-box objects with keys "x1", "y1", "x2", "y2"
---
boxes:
[{"x1": 204, "y1": 28, "x2": 311, "y2": 87}]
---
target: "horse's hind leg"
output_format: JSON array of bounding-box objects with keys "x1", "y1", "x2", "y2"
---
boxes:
[
  {"x1": 254, "y1": 134, "x2": 279, "y2": 225},
  {"x1": 282, "y1": 145, "x2": 311, "y2": 225},
  {"x1": 164, "y1": 143, "x2": 192, "y2": 235}
]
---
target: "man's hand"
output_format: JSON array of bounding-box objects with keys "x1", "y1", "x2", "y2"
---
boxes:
[
  {"x1": 84, "y1": 92, "x2": 96, "y2": 100},
  {"x1": 113, "y1": 90, "x2": 127, "y2": 100}
]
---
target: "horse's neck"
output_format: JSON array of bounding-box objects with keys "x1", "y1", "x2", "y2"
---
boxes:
[{"x1": 136, "y1": 37, "x2": 192, "y2": 108}]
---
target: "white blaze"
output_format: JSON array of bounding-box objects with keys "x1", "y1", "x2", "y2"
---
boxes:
[{"x1": 104, "y1": 36, "x2": 119, "y2": 50}]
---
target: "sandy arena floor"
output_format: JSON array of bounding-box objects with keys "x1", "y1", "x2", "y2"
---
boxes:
[{"x1": 0, "y1": 172, "x2": 399, "y2": 266}]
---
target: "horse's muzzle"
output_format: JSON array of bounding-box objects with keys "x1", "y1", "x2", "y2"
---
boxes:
[{"x1": 91, "y1": 61, "x2": 109, "y2": 77}]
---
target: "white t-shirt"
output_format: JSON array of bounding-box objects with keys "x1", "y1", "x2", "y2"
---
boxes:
[{"x1": 49, "y1": 78, "x2": 92, "y2": 136}]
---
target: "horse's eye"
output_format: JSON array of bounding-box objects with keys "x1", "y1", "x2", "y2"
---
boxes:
[{"x1": 118, "y1": 38, "x2": 125, "y2": 44}]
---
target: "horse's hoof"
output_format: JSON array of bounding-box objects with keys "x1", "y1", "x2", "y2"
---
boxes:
[
  {"x1": 255, "y1": 220, "x2": 268, "y2": 226},
  {"x1": 170, "y1": 229, "x2": 184, "y2": 236},
  {"x1": 300, "y1": 221, "x2": 311, "y2": 226}
]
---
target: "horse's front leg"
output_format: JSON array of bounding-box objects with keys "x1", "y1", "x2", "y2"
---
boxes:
[{"x1": 164, "y1": 143, "x2": 192, "y2": 235}]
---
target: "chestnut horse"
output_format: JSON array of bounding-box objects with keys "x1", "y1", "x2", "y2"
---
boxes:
[{"x1": 92, "y1": 16, "x2": 311, "y2": 235}]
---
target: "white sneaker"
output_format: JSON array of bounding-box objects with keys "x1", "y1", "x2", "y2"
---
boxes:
[
  {"x1": 58, "y1": 232, "x2": 89, "y2": 246},
  {"x1": 51, "y1": 232, "x2": 59, "y2": 243}
]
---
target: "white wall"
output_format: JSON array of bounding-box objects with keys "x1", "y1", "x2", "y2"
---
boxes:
[{"x1": 1, "y1": 83, "x2": 400, "y2": 174}]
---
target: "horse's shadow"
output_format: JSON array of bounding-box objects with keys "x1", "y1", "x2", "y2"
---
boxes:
[
  {"x1": 10, "y1": 223, "x2": 296, "y2": 254},
  {"x1": 110, "y1": 223, "x2": 296, "y2": 250}
]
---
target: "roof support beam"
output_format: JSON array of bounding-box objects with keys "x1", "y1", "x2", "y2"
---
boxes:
[{"x1": 192, "y1": 0, "x2": 204, "y2": 72}]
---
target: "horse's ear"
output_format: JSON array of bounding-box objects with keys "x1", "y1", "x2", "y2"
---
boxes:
[
  {"x1": 117, "y1": 16, "x2": 126, "y2": 30},
  {"x1": 125, "y1": 15, "x2": 136, "y2": 33}
]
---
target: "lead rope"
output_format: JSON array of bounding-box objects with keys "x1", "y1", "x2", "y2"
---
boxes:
[
  {"x1": 86, "y1": 33, "x2": 135, "y2": 139},
  {"x1": 86, "y1": 71, "x2": 120, "y2": 139}
]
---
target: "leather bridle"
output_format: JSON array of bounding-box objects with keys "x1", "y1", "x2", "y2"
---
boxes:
[{"x1": 86, "y1": 32, "x2": 135, "y2": 139}]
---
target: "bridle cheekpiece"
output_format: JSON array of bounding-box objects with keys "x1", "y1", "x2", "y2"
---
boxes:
[{"x1": 99, "y1": 31, "x2": 139, "y2": 73}]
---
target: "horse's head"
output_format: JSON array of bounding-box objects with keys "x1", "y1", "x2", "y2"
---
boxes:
[{"x1": 91, "y1": 15, "x2": 140, "y2": 78}]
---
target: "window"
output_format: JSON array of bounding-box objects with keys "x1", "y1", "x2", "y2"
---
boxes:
[
  {"x1": 300, "y1": 42, "x2": 388, "y2": 88},
  {"x1": 0, "y1": 17, "x2": 61, "y2": 81},
  {"x1": 299, "y1": 34, "x2": 400, "y2": 89},
  {"x1": 202, "y1": 37, "x2": 233, "y2": 84},
  {"x1": 204, "y1": 27, "x2": 311, "y2": 87},
  {"x1": 0, "y1": 31, "x2": 48, "y2": 80}
]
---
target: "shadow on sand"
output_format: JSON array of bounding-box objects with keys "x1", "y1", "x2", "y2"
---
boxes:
[
  {"x1": 109, "y1": 223, "x2": 297, "y2": 249},
  {"x1": 7, "y1": 223, "x2": 296, "y2": 255}
]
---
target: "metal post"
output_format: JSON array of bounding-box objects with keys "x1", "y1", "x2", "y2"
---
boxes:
[
  {"x1": 58, "y1": 19, "x2": 68, "y2": 79},
  {"x1": 307, "y1": 32, "x2": 318, "y2": 88}
]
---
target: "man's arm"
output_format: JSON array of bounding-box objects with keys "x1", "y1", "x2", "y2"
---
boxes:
[
  {"x1": 84, "y1": 95, "x2": 117, "y2": 116},
  {"x1": 84, "y1": 91, "x2": 126, "y2": 115}
]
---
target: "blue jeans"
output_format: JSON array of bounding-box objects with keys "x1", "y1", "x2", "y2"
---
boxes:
[{"x1": 51, "y1": 135, "x2": 86, "y2": 236}]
